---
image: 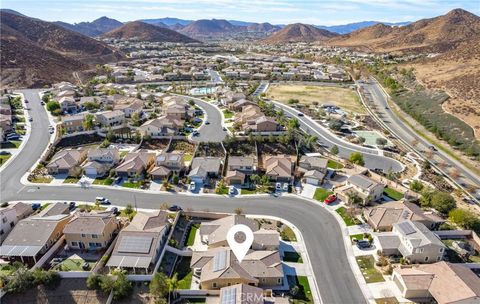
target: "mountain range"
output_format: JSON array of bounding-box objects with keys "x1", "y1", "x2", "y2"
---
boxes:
[
  {"x1": 263, "y1": 23, "x2": 338, "y2": 43},
  {"x1": 0, "y1": 10, "x2": 123, "y2": 88},
  {"x1": 101, "y1": 21, "x2": 198, "y2": 43},
  {"x1": 54, "y1": 17, "x2": 123, "y2": 37}
]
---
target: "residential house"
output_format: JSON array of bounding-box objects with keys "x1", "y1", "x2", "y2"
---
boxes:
[
  {"x1": 392, "y1": 262, "x2": 480, "y2": 303},
  {"x1": 191, "y1": 247, "x2": 284, "y2": 290},
  {"x1": 0, "y1": 113, "x2": 12, "y2": 132},
  {"x1": 228, "y1": 99, "x2": 257, "y2": 111},
  {"x1": 62, "y1": 113, "x2": 86, "y2": 133},
  {"x1": 298, "y1": 156, "x2": 328, "y2": 186},
  {"x1": 59, "y1": 97, "x2": 77, "y2": 113},
  {"x1": 0, "y1": 207, "x2": 17, "y2": 244},
  {"x1": 374, "y1": 220, "x2": 446, "y2": 264},
  {"x1": 106, "y1": 210, "x2": 170, "y2": 273},
  {"x1": 0, "y1": 203, "x2": 73, "y2": 264},
  {"x1": 335, "y1": 174, "x2": 385, "y2": 205},
  {"x1": 162, "y1": 96, "x2": 193, "y2": 120},
  {"x1": 264, "y1": 155, "x2": 294, "y2": 182},
  {"x1": 115, "y1": 152, "x2": 155, "y2": 178},
  {"x1": 189, "y1": 157, "x2": 223, "y2": 184},
  {"x1": 63, "y1": 212, "x2": 119, "y2": 250},
  {"x1": 138, "y1": 116, "x2": 183, "y2": 137},
  {"x1": 199, "y1": 215, "x2": 279, "y2": 250},
  {"x1": 222, "y1": 92, "x2": 246, "y2": 105},
  {"x1": 149, "y1": 151, "x2": 185, "y2": 180},
  {"x1": 364, "y1": 200, "x2": 445, "y2": 231},
  {"x1": 95, "y1": 110, "x2": 126, "y2": 127},
  {"x1": 114, "y1": 99, "x2": 144, "y2": 118},
  {"x1": 83, "y1": 147, "x2": 120, "y2": 176},
  {"x1": 244, "y1": 116, "x2": 279, "y2": 133},
  {"x1": 46, "y1": 148, "x2": 87, "y2": 176},
  {"x1": 225, "y1": 156, "x2": 256, "y2": 185},
  {"x1": 234, "y1": 105, "x2": 263, "y2": 125}
]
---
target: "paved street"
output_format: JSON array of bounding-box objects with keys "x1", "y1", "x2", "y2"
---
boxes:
[
  {"x1": 362, "y1": 80, "x2": 480, "y2": 199},
  {"x1": 0, "y1": 89, "x2": 367, "y2": 304},
  {"x1": 190, "y1": 98, "x2": 227, "y2": 143},
  {"x1": 272, "y1": 101, "x2": 404, "y2": 173}
]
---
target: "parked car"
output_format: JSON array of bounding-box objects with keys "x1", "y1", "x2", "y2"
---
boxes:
[
  {"x1": 110, "y1": 207, "x2": 119, "y2": 214},
  {"x1": 169, "y1": 205, "x2": 182, "y2": 212},
  {"x1": 275, "y1": 182, "x2": 282, "y2": 191},
  {"x1": 282, "y1": 183, "x2": 289, "y2": 191},
  {"x1": 222, "y1": 127, "x2": 227, "y2": 131},
  {"x1": 324, "y1": 194, "x2": 337, "y2": 204},
  {"x1": 205, "y1": 121, "x2": 210, "y2": 125},
  {"x1": 31, "y1": 203, "x2": 41, "y2": 210},
  {"x1": 28, "y1": 117, "x2": 33, "y2": 122},
  {"x1": 96, "y1": 197, "x2": 110, "y2": 205},
  {"x1": 356, "y1": 240, "x2": 371, "y2": 249},
  {"x1": 24, "y1": 99, "x2": 29, "y2": 103},
  {"x1": 228, "y1": 186, "x2": 236, "y2": 196},
  {"x1": 7, "y1": 135, "x2": 20, "y2": 140},
  {"x1": 192, "y1": 131, "x2": 200, "y2": 136},
  {"x1": 189, "y1": 181, "x2": 196, "y2": 191},
  {"x1": 68, "y1": 202, "x2": 76, "y2": 211},
  {"x1": 0, "y1": 151, "x2": 11, "y2": 155},
  {"x1": 429, "y1": 145, "x2": 438, "y2": 152}
]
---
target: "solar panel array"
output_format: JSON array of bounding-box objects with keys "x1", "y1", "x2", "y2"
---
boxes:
[
  {"x1": 220, "y1": 287, "x2": 237, "y2": 304},
  {"x1": 397, "y1": 221, "x2": 416, "y2": 235},
  {"x1": 118, "y1": 236, "x2": 153, "y2": 254},
  {"x1": 213, "y1": 250, "x2": 227, "y2": 272}
]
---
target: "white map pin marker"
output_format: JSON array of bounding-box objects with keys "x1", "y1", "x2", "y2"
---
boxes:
[{"x1": 227, "y1": 224, "x2": 254, "y2": 263}]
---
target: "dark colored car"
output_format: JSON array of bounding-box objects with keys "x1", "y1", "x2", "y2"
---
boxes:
[
  {"x1": 297, "y1": 113, "x2": 304, "y2": 116},
  {"x1": 169, "y1": 205, "x2": 182, "y2": 212},
  {"x1": 69, "y1": 202, "x2": 76, "y2": 210},
  {"x1": 0, "y1": 151, "x2": 11, "y2": 155},
  {"x1": 356, "y1": 240, "x2": 371, "y2": 249}
]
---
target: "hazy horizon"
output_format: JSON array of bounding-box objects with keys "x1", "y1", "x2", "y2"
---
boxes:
[{"x1": 1, "y1": 0, "x2": 479, "y2": 25}]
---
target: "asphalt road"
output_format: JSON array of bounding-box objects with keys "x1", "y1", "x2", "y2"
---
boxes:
[
  {"x1": 363, "y1": 80, "x2": 480, "y2": 199},
  {"x1": 0, "y1": 89, "x2": 367, "y2": 304},
  {"x1": 272, "y1": 101, "x2": 404, "y2": 173},
  {"x1": 191, "y1": 98, "x2": 228, "y2": 143}
]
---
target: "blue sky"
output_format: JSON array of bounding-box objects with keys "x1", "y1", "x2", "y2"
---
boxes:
[{"x1": 2, "y1": 0, "x2": 479, "y2": 25}]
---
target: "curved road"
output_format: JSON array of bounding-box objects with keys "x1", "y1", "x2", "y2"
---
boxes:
[
  {"x1": 272, "y1": 101, "x2": 404, "y2": 173},
  {"x1": 191, "y1": 98, "x2": 227, "y2": 143},
  {"x1": 0, "y1": 89, "x2": 366, "y2": 304},
  {"x1": 363, "y1": 80, "x2": 480, "y2": 200}
]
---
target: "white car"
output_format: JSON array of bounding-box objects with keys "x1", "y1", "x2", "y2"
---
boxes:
[
  {"x1": 283, "y1": 183, "x2": 289, "y2": 191},
  {"x1": 275, "y1": 182, "x2": 282, "y2": 191},
  {"x1": 189, "y1": 181, "x2": 196, "y2": 191},
  {"x1": 228, "y1": 186, "x2": 236, "y2": 196}
]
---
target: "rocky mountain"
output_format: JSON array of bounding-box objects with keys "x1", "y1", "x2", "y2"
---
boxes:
[
  {"x1": 247, "y1": 22, "x2": 280, "y2": 32},
  {"x1": 142, "y1": 17, "x2": 192, "y2": 26},
  {"x1": 328, "y1": 9, "x2": 480, "y2": 53},
  {"x1": 0, "y1": 11, "x2": 123, "y2": 88},
  {"x1": 102, "y1": 21, "x2": 198, "y2": 43},
  {"x1": 180, "y1": 19, "x2": 242, "y2": 36},
  {"x1": 55, "y1": 16, "x2": 124, "y2": 37},
  {"x1": 263, "y1": 23, "x2": 338, "y2": 43},
  {"x1": 317, "y1": 21, "x2": 410, "y2": 34}
]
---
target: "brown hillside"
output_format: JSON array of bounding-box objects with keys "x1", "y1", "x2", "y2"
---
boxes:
[
  {"x1": 180, "y1": 19, "x2": 242, "y2": 36},
  {"x1": 328, "y1": 8, "x2": 480, "y2": 53},
  {"x1": 263, "y1": 23, "x2": 338, "y2": 43},
  {"x1": 102, "y1": 21, "x2": 198, "y2": 43}
]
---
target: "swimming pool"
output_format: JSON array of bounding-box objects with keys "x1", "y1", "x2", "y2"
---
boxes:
[{"x1": 190, "y1": 87, "x2": 216, "y2": 96}]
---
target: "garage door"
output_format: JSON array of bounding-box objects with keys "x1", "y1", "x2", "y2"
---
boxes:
[{"x1": 85, "y1": 167, "x2": 97, "y2": 176}]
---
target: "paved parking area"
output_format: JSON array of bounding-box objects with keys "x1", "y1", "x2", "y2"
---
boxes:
[
  {"x1": 150, "y1": 180, "x2": 162, "y2": 191},
  {"x1": 50, "y1": 174, "x2": 68, "y2": 185},
  {"x1": 300, "y1": 183, "x2": 317, "y2": 199}
]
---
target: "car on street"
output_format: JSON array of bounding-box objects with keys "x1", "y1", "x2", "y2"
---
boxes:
[
  {"x1": 28, "y1": 117, "x2": 33, "y2": 122},
  {"x1": 297, "y1": 113, "x2": 304, "y2": 116},
  {"x1": 275, "y1": 182, "x2": 282, "y2": 191},
  {"x1": 205, "y1": 121, "x2": 210, "y2": 125},
  {"x1": 24, "y1": 99, "x2": 29, "y2": 103},
  {"x1": 324, "y1": 194, "x2": 337, "y2": 204},
  {"x1": 192, "y1": 131, "x2": 199, "y2": 136},
  {"x1": 7, "y1": 134, "x2": 20, "y2": 140},
  {"x1": 189, "y1": 181, "x2": 196, "y2": 191},
  {"x1": 96, "y1": 197, "x2": 110, "y2": 205},
  {"x1": 169, "y1": 205, "x2": 182, "y2": 212},
  {"x1": 229, "y1": 186, "x2": 236, "y2": 196},
  {"x1": 110, "y1": 207, "x2": 119, "y2": 214},
  {"x1": 222, "y1": 127, "x2": 227, "y2": 131},
  {"x1": 68, "y1": 202, "x2": 76, "y2": 210},
  {"x1": 429, "y1": 145, "x2": 438, "y2": 152}
]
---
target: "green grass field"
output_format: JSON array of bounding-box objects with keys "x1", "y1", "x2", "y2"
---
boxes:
[
  {"x1": 1, "y1": 140, "x2": 21, "y2": 149},
  {"x1": 336, "y1": 207, "x2": 361, "y2": 226},
  {"x1": 186, "y1": 223, "x2": 200, "y2": 246},
  {"x1": 383, "y1": 187, "x2": 404, "y2": 200},
  {"x1": 174, "y1": 257, "x2": 193, "y2": 290},
  {"x1": 223, "y1": 109, "x2": 234, "y2": 119},
  {"x1": 327, "y1": 159, "x2": 344, "y2": 169},
  {"x1": 313, "y1": 188, "x2": 333, "y2": 202},
  {"x1": 356, "y1": 255, "x2": 385, "y2": 283},
  {"x1": 93, "y1": 177, "x2": 114, "y2": 185},
  {"x1": 63, "y1": 177, "x2": 80, "y2": 184},
  {"x1": 122, "y1": 182, "x2": 142, "y2": 188},
  {"x1": 52, "y1": 259, "x2": 96, "y2": 271}
]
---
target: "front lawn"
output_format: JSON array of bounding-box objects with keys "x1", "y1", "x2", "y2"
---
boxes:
[
  {"x1": 122, "y1": 181, "x2": 142, "y2": 188},
  {"x1": 223, "y1": 109, "x2": 234, "y2": 119},
  {"x1": 93, "y1": 177, "x2": 114, "y2": 185},
  {"x1": 383, "y1": 187, "x2": 404, "y2": 200},
  {"x1": 283, "y1": 251, "x2": 303, "y2": 263},
  {"x1": 1, "y1": 141, "x2": 21, "y2": 149},
  {"x1": 313, "y1": 188, "x2": 333, "y2": 202},
  {"x1": 63, "y1": 176, "x2": 80, "y2": 184},
  {"x1": 375, "y1": 298, "x2": 399, "y2": 304},
  {"x1": 280, "y1": 225, "x2": 297, "y2": 242},
  {"x1": 185, "y1": 223, "x2": 200, "y2": 246},
  {"x1": 0, "y1": 154, "x2": 11, "y2": 166},
  {"x1": 77, "y1": 204, "x2": 107, "y2": 212},
  {"x1": 241, "y1": 188, "x2": 258, "y2": 195},
  {"x1": 336, "y1": 207, "x2": 361, "y2": 226},
  {"x1": 287, "y1": 275, "x2": 313, "y2": 303},
  {"x1": 173, "y1": 257, "x2": 192, "y2": 290},
  {"x1": 356, "y1": 255, "x2": 385, "y2": 283},
  {"x1": 327, "y1": 159, "x2": 344, "y2": 169},
  {"x1": 119, "y1": 209, "x2": 137, "y2": 220}
]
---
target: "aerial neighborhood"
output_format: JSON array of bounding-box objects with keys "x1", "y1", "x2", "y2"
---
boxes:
[{"x1": 1, "y1": 3, "x2": 480, "y2": 304}]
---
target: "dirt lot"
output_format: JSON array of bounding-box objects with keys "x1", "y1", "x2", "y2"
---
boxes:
[
  {"x1": 140, "y1": 139, "x2": 170, "y2": 150},
  {"x1": 266, "y1": 84, "x2": 365, "y2": 114},
  {"x1": 2, "y1": 278, "x2": 108, "y2": 304}
]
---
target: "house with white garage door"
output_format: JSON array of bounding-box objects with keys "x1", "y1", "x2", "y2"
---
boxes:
[{"x1": 83, "y1": 147, "x2": 120, "y2": 177}]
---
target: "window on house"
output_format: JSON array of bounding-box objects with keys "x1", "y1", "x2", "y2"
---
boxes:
[
  {"x1": 81, "y1": 234, "x2": 86, "y2": 237},
  {"x1": 96, "y1": 243, "x2": 102, "y2": 247},
  {"x1": 212, "y1": 283, "x2": 217, "y2": 288},
  {"x1": 71, "y1": 241, "x2": 78, "y2": 247},
  {"x1": 92, "y1": 234, "x2": 98, "y2": 238},
  {"x1": 277, "y1": 278, "x2": 282, "y2": 284}
]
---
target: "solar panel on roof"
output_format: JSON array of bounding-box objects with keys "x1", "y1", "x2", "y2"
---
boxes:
[
  {"x1": 213, "y1": 250, "x2": 227, "y2": 272},
  {"x1": 117, "y1": 236, "x2": 153, "y2": 254},
  {"x1": 397, "y1": 221, "x2": 416, "y2": 235},
  {"x1": 221, "y1": 287, "x2": 237, "y2": 304}
]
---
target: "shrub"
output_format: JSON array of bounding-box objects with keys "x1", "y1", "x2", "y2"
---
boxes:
[
  {"x1": 111, "y1": 272, "x2": 132, "y2": 300},
  {"x1": 349, "y1": 152, "x2": 365, "y2": 166},
  {"x1": 46, "y1": 100, "x2": 60, "y2": 112},
  {"x1": 420, "y1": 190, "x2": 456, "y2": 214},
  {"x1": 87, "y1": 274, "x2": 102, "y2": 289},
  {"x1": 409, "y1": 180, "x2": 424, "y2": 192},
  {"x1": 449, "y1": 208, "x2": 480, "y2": 233}
]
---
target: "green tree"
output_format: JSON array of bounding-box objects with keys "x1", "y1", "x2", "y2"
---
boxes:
[
  {"x1": 111, "y1": 272, "x2": 132, "y2": 300},
  {"x1": 46, "y1": 100, "x2": 61, "y2": 112},
  {"x1": 124, "y1": 204, "x2": 134, "y2": 216},
  {"x1": 106, "y1": 127, "x2": 115, "y2": 141},
  {"x1": 349, "y1": 152, "x2": 365, "y2": 166},
  {"x1": 150, "y1": 272, "x2": 168, "y2": 300},
  {"x1": 330, "y1": 145, "x2": 339, "y2": 155},
  {"x1": 421, "y1": 190, "x2": 456, "y2": 215},
  {"x1": 329, "y1": 119, "x2": 344, "y2": 131},
  {"x1": 87, "y1": 274, "x2": 102, "y2": 289},
  {"x1": 449, "y1": 208, "x2": 480, "y2": 232},
  {"x1": 131, "y1": 112, "x2": 141, "y2": 127},
  {"x1": 287, "y1": 118, "x2": 300, "y2": 130},
  {"x1": 83, "y1": 113, "x2": 95, "y2": 130},
  {"x1": 409, "y1": 180, "x2": 424, "y2": 192},
  {"x1": 166, "y1": 273, "x2": 179, "y2": 302}
]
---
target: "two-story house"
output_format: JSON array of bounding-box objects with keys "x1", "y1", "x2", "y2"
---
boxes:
[
  {"x1": 149, "y1": 151, "x2": 185, "y2": 180},
  {"x1": 95, "y1": 110, "x2": 126, "y2": 127},
  {"x1": 83, "y1": 147, "x2": 120, "y2": 177},
  {"x1": 335, "y1": 174, "x2": 385, "y2": 205}
]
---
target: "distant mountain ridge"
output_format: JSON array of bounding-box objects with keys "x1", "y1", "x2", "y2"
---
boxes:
[
  {"x1": 101, "y1": 21, "x2": 199, "y2": 43},
  {"x1": 54, "y1": 16, "x2": 123, "y2": 37},
  {"x1": 317, "y1": 21, "x2": 411, "y2": 34}
]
